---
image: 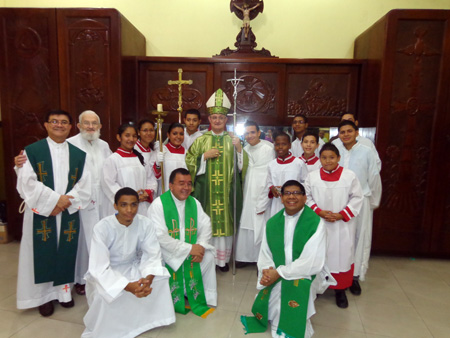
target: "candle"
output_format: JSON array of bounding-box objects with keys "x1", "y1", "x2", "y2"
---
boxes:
[{"x1": 157, "y1": 104, "x2": 163, "y2": 112}]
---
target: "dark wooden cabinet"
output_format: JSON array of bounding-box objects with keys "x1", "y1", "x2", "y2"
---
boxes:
[
  {"x1": 0, "y1": 8, "x2": 145, "y2": 239},
  {"x1": 355, "y1": 9, "x2": 450, "y2": 256}
]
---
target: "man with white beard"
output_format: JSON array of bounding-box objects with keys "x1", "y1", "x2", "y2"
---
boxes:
[{"x1": 15, "y1": 110, "x2": 112, "y2": 295}]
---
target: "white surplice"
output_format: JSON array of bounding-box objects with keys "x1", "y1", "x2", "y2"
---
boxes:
[
  {"x1": 257, "y1": 153, "x2": 308, "y2": 219},
  {"x1": 236, "y1": 140, "x2": 275, "y2": 262},
  {"x1": 16, "y1": 137, "x2": 91, "y2": 309},
  {"x1": 299, "y1": 154, "x2": 321, "y2": 173},
  {"x1": 335, "y1": 141, "x2": 382, "y2": 280},
  {"x1": 101, "y1": 148, "x2": 157, "y2": 217},
  {"x1": 68, "y1": 133, "x2": 112, "y2": 285},
  {"x1": 291, "y1": 137, "x2": 325, "y2": 158},
  {"x1": 256, "y1": 209, "x2": 332, "y2": 338},
  {"x1": 182, "y1": 128, "x2": 204, "y2": 150},
  {"x1": 333, "y1": 135, "x2": 382, "y2": 170},
  {"x1": 82, "y1": 214, "x2": 175, "y2": 338},
  {"x1": 305, "y1": 166, "x2": 363, "y2": 274},
  {"x1": 161, "y1": 143, "x2": 187, "y2": 191},
  {"x1": 148, "y1": 193, "x2": 217, "y2": 306}
]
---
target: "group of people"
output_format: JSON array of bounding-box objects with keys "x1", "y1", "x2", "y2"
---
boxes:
[{"x1": 13, "y1": 88, "x2": 381, "y2": 337}]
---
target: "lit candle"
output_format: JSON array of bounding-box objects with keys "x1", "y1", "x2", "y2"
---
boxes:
[{"x1": 157, "y1": 104, "x2": 163, "y2": 112}]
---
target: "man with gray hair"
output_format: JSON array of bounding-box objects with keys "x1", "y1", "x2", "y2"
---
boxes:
[{"x1": 15, "y1": 110, "x2": 112, "y2": 295}]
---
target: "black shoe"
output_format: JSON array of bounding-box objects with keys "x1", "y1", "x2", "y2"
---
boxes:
[
  {"x1": 218, "y1": 263, "x2": 229, "y2": 272},
  {"x1": 75, "y1": 283, "x2": 86, "y2": 295},
  {"x1": 235, "y1": 261, "x2": 250, "y2": 268},
  {"x1": 349, "y1": 280, "x2": 361, "y2": 295},
  {"x1": 59, "y1": 299, "x2": 75, "y2": 308},
  {"x1": 38, "y1": 301, "x2": 54, "y2": 317},
  {"x1": 335, "y1": 290, "x2": 348, "y2": 308}
]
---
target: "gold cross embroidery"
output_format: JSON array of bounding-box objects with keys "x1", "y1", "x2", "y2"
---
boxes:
[
  {"x1": 213, "y1": 228, "x2": 227, "y2": 236},
  {"x1": 169, "y1": 219, "x2": 180, "y2": 239},
  {"x1": 211, "y1": 199, "x2": 224, "y2": 215},
  {"x1": 186, "y1": 217, "x2": 197, "y2": 242},
  {"x1": 64, "y1": 221, "x2": 77, "y2": 242},
  {"x1": 37, "y1": 220, "x2": 51, "y2": 241},
  {"x1": 211, "y1": 170, "x2": 224, "y2": 186},
  {"x1": 37, "y1": 162, "x2": 48, "y2": 182},
  {"x1": 70, "y1": 168, "x2": 79, "y2": 188}
]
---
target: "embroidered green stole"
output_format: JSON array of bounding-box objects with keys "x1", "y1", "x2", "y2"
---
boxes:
[
  {"x1": 160, "y1": 191, "x2": 214, "y2": 318},
  {"x1": 241, "y1": 206, "x2": 320, "y2": 337},
  {"x1": 25, "y1": 139, "x2": 86, "y2": 286}
]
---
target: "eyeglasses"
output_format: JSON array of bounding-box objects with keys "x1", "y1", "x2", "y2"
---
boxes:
[
  {"x1": 293, "y1": 120, "x2": 306, "y2": 125},
  {"x1": 282, "y1": 191, "x2": 304, "y2": 196},
  {"x1": 48, "y1": 119, "x2": 70, "y2": 126},
  {"x1": 81, "y1": 121, "x2": 99, "y2": 127}
]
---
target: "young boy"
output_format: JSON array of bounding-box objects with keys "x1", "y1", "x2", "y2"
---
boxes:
[
  {"x1": 335, "y1": 120, "x2": 382, "y2": 295},
  {"x1": 304, "y1": 143, "x2": 363, "y2": 308},
  {"x1": 182, "y1": 109, "x2": 203, "y2": 150},
  {"x1": 83, "y1": 188, "x2": 175, "y2": 338},
  {"x1": 300, "y1": 131, "x2": 321, "y2": 172},
  {"x1": 257, "y1": 132, "x2": 308, "y2": 218}
]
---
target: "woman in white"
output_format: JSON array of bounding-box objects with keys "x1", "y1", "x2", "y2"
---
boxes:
[
  {"x1": 102, "y1": 123, "x2": 157, "y2": 216},
  {"x1": 156, "y1": 122, "x2": 187, "y2": 193}
]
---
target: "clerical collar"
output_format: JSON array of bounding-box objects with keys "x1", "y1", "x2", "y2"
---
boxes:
[
  {"x1": 211, "y1": 130, "x2": 225, "y2": 136},
  {"x1": 320, "y1": 165, "x2": 343, "y2": 182},
  {"x1": 136, "y1": 140, "x2": 151, "y2": 152},
  {"x1": 47, "y1": 136, "x2": 66, "y2": 148},
  {"x1": 277, "y1": 152, "x2": 295, "y2": 164},
  {"x1": 300, "y1": 153, "x2": 319, "y2": 165},
  {"x1": 170, "y1": 191, "x2": 185, "y2": 206},
  {"x1": 283, "y1": 207, "x2": 304, "y2": 219},
  {"x1": 116, "y1": 147, "x2": 136, "y2": 158},
  {"x1": 166, "y1": 142, "x2": 185, "y2": 154}
]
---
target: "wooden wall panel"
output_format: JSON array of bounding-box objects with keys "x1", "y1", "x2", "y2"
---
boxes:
[{"x1": 0, "y1": 8, "x2": 61, "y2": 239}]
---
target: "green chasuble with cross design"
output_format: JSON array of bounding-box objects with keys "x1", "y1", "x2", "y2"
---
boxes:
[
  {"x1": 186, "y1": 131, "x2": 245, "y2": 237},
  {"x1": 25, "y1": 138, "x2": 86, "y2": 286}
]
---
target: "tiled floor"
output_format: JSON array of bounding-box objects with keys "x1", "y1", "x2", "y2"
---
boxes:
[{"x1": 1, "y1": 241, "x2": 450, "y2": 337}]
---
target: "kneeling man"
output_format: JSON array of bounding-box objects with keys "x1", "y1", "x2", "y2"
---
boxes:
[
  {"x1": 82, "y1": 188, "x2": 175, "y2": 338},
  {"x1": 148, "y1": 168, "x2": 217, "y2": 318},
  {"x1": 242, "y1": 180, "x2": 330, "y2": 338}
]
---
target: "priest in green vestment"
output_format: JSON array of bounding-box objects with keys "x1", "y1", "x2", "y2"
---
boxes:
[
  {"x1": 186, "y1": 88, "x2": 244, "y2": 272},
  {"x1": 241, "y1": 180, "x2": 334, "y2": 338},
  {"x1": 16, "y1": 110, "x2": 92, "y2": 317}
]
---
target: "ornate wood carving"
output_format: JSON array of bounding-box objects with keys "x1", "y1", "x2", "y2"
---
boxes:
[{"x1": 224, "y1": 75, "x2": 275, "y2": 114}]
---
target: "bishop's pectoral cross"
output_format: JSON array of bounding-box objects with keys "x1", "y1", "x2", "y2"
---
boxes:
[
  {"x1": 64, "y1": 221, "x2": 77, "y2": 242},
  {"x1": 169, "y1": 220, "x2": 180, "y2": 239},
  {"x1": 168, "y1": 68, "x2": 193, "y2": 123},
  {"x1": 37, "y1": 219, "x2": 51, "y2": 241},
  {"x1": 37, "y1": 162, "x2": 48, "y2": 183}
]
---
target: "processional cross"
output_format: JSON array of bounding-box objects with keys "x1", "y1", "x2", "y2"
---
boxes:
[{"x1": 168, "y1": 68, "x2": 193, "y2": 123}]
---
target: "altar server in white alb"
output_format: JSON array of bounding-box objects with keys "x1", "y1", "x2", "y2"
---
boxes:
[
  {"x1": 101, "y1": 122, "x2": 157, "y2": 217},
  {"x1": 236, "y1": 120, "x2": 275, "y2": 266},
  {"x1": 16, "y1": 110, "x2": 91, "y2": 317},
  {"x1": 305, "y1": 143, "x2": 363, "y2": 309},
  {"x1": 242, "y1": 180, "x2": 334, "y2": 338},
  {"x1": 335, "y1": 120, "x2": 382, "y2": 295},
  {"x1": 291, "y1": 114, "x2": 324, "y2": 158},
  {"x1": 148, "y1": 168, "x2": 217, "y2": 317},
  {"x1": 134, "y1": 119, "x2": 158, "y2": 171},
  {"x1": 332, "y1": 112, "x2": 381, "y2": 170},
  {"x1": 13, "y1": 109, "x2": 111, "y2": 296},
  {"x1": 182, "y1": 109, "x2": 204, "y2": 150},
  {"x1": 299, "y1": 131, "x2": 321, "y2": 173},
  {"x1": 155, "y1": 122, "x2": 188, "y2": 192},
  {"x1": 83, "y1": 188, "x2": 175, "y2": 338},
  {"x1": 257, "y1": 132, "x2": 308, "y2": 218}
]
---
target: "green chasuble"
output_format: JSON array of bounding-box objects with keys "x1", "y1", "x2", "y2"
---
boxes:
[
  {"x1": 241, "y1": 206, "x2": 320, "y2": 338},
  {"x1": 25, "y1": 139, "x2": 86, "y2": 286},
  {"x1": 186, "y1": 131, "x2": 244, "y2": 237},
  {"x1": 160, "y1": 191, "x2": 214, "y2": 318}
]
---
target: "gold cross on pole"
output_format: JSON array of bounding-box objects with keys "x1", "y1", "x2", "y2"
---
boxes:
[
  {"x1": 152, "y1": 105, "x2": 168, "y2": 193},
  {"x1": 186, "y1": 217, "x2": 197, "y2": 242},
  {"x1": 37, "y1": 162, "x2": 48, "y2": 182},
  {"x1": 37, "y1": 220, "x2": 51, "y2": 241},
  {"x1": 64, "y1": 221, "x2": 77, "y2": 242},
  {"x1": 168, "y1": 68, "x2": 193, "y2": 123}
]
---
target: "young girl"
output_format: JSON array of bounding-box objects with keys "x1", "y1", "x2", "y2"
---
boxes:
[
  {"x1": 156, "y1": 122, "x2": 187, "y2": 191},
  {"x1": 101, "y1": 123, "x2": 157, "y2": 216},
  {"x1": 300, "y1": 131, "x2": 321, "y2": 172},
  {"x1": 304, "y1": 143, "x2": 363, "y2": 309},
  {"x1": 134, "y1": 119, "x2": 157, "y2": 165},
  {"x1": 256, "y1": 132, "x2": 308, "y2": 218}
]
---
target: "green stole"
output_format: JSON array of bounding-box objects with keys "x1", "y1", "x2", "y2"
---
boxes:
[
  {"x1": 241, "y1": 206, "x2": 320, "y2": 338},
  {"x1": 25, "y1": 138, "x2": 86, "y2": 286},
  {"x1": 188, "y1": 131, "x2": 243, "y2": 237},
  {"x1": 160, "y1": 191, "x2": 215, "y2": 318}
]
